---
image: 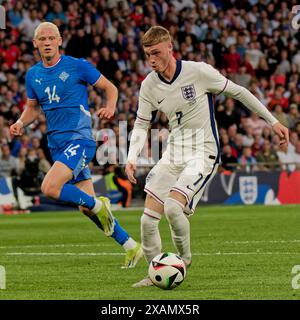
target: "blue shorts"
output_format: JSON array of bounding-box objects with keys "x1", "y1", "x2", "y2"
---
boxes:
[{"x1": 50, "y1": 140, "x2": 96, "y2": 184}]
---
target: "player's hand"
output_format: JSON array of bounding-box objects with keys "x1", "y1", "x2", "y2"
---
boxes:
[
  {"x1": 97, "y1": 106, "x2": 115, "y2": 120},
  {"x1": 272, "y1": 122, "x2": 289, "y2": 145},
  {"x1": 10, "y1": 121, "x2": 24, "y2": 136},
  {"x1": 125, "y1": 162, "x2": 137, "y2": 184}
]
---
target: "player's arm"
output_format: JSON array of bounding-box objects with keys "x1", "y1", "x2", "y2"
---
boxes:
[
  {"x1": 77, "y1": 58, "x2": 118, "y2": 119},
  {"x1": 126, "y1": 120, "x2": 149, "y2": 184},
  {"x1": 223, "y1": 81, "x2": 288, "y2": 145},
  {"x1": 94, "y1": 75, "x2": 118, "y2": 119},
  {"x1": 11, "y1": 70, "x2": 41, "y2": 136},
  {"x1": 202, "y1": 63, "x2": 289, "y2": 145},
  {"x1": 10, "y1": 99, "x2": 41, "y2": 136},
  {"x1": 126, "y1": 84, "x2": 154, "y2": 184}
]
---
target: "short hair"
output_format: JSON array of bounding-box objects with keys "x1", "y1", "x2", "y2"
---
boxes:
[
  {"x1": 34, "y1": 22, "x2": 61, "y2": 39},
  {"x1": 142, "y1": 26, "x2": 172, "y2": 47}
]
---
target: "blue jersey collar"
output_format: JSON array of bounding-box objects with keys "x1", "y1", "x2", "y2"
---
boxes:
[
  {"x1": 41, "y1": 55, "x2": 64, "y2": 69},
  {"x1": 157, "y1": 60, "x2": 182, "y2": 85}
]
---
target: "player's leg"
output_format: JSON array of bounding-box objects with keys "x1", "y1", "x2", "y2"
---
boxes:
[
  {"x1": 132, "y1": 194, "x2": 164, "y2": 288},
  {"x1": 74, "y1": 178, "x2": 114, "y2": 234},
  {"x1": 75, "y1": 178, "x2": 142, "y2": 268},
  {"x1": 141, "y1": 160, "x2": 179, "y2": 264},
  {"x1": 41, "y1": 161, "x2": 114, "y2": 235},
  {"x1": 133, "y1": 161, "x2": 177, "y2": 287},
  {"x1": 43, "y1": 141, "x2": 115, "y2": 235},
  {"x1": 164, "y1": 191, "x2": 191, "y2": 266},
  {"x1": 141, "y1": 194, "x2": 164, "y2": 263},
  {"x1": 166, "y1": 157, "x2": 219, "y2": 267}
]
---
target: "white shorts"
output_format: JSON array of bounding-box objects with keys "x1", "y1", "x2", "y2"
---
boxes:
[{"x1": 144, "y1": 153, "x2": 219, "y2": 215}]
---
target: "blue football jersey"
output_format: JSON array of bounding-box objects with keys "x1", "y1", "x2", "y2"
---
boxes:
[{"x1": 25, "y1": 55, "x2": 101, "y2": 149}]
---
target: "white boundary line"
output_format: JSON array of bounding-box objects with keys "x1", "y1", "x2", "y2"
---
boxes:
[
  {"x1": 4, "y1": 251, "x2": 299, "y2": 256},
  {"x1": 194, "y1": 252, "x2": 298, "y2": 256},
  {"x1": 5, "y1": 252, "x2": 124, "y2": 256},
  {"x1": 224, "y1": 240, "x2": 300, "y2": 244},
  {"x1": 1, "y1": 239, "x2": 299, "y2": 250},
  {"x1": 0, "y1": 243, "x2": 113, "y2": 249}
]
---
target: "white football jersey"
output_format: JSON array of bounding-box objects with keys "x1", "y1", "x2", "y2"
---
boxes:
[
  {"x1": 137, "y1": 60, "x2": 226, "y2": 161},
  {"x1": 129, "y1": 60, "x2": 278, "y2": 164}
]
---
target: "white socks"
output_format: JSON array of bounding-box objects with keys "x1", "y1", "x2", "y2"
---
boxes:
[
  {"x1": 123, "y1": 237, "x2": 137, "y2": 251},
  {"x1": 141, "y1": 208, "x2": 162, "y2": 263},
  {"x1": 164, "y1": 197, "x2": 191, "y2": 265},
  {"x1": 91, "y1": 199, "x2": 102, "y2": 214}
]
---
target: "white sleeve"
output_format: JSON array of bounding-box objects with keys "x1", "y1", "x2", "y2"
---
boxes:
[
  {"x1": 200, "y1": 62, "x2": 278, "y2": 126},
  {"x1": 199, "y1": 62, "x2": 229, "y2": 95},
  {"x1": 136, "y1": 81, "x2": 157, "y2": 122},
  {"x1": 127, "y1": 122, "x2": 149, "y2": 163},
  {"x1": 223, "y1": 80, "x2": 278, "y2": 126},
  {"x1": 127, "y1": 82, "x2": 156, "y2": 163}
]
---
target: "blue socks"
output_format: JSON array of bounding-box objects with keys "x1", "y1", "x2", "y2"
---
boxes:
[
  {"x1": 89, "y1": 215, "x2": 129, "y2": 245},
  {"x1": 111, "y1": 219, "x2": 130, "y2": 245},
  {"x1": 59, "y1": 184, "x2": 130, "y2": 245},
  {"x1": 59, "y1": 184, "x2": 95, "y2": 209},
  {"x1": 88, "y1": 215, "x2": 129, "y2": 245}
]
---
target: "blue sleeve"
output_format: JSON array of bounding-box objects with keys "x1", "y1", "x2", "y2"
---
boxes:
[
  {"x1": 25, "y1": 71, "x2": 37, "y2": 100},
  {"x1": 77, "y1": 58, "x2": 101, "y2": 85}
]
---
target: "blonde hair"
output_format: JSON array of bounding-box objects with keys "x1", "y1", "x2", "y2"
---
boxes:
[
  {"x1": 142, "y1": 26, "x2": 172, "y2": 47},
  {"x1": 34, "y1": 22, "x2": 61, "y2": 39}
]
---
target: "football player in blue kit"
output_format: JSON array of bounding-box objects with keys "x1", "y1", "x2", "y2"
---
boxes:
[{"x1": 10, "y1": 22, "x2": 142, "y2": 268}]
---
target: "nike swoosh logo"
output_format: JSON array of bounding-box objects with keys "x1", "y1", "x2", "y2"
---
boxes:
[{"x1": 158, "y1": 98, "x2": 166, "y2": 104}]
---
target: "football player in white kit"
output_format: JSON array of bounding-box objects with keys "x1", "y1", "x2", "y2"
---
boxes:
[{"x1": 125, "y1": 26, "x2": 289, "y2": 287}]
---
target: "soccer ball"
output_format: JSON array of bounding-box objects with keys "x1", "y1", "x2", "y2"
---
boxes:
[{"x1": 148, "y1": 252, "x2": 186, "y2": 290}]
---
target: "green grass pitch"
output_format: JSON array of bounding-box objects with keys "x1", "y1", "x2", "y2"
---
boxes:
[{"x1": 0, "y1": 205, "x2": 299, "y2": 300}]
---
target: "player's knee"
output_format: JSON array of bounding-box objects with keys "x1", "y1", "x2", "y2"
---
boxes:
[
  {"x1": 164, "y1": 198, "x2": 184, "y2": 220},
  {"x1": 141, "y1": 214, "x2": 150, "y2": 230},
  {"x1": 41, "y1": 181, "x2": 61, "y2": 199},
  {"x1": 141, "y1": 211, "x2": 160, "y2": 231},
  {"x1": 40, "y1": 180, "x2": 47, "y2": 195}
]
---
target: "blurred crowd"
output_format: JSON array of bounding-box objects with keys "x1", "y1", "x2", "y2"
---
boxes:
[{"x1": 1, "y1": 0, "x2": 300, "y2": 189}]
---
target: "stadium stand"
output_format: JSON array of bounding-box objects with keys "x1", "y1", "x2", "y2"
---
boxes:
[{"x1": 1, "y1": 0, "x2": 300, "y2": 209}]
